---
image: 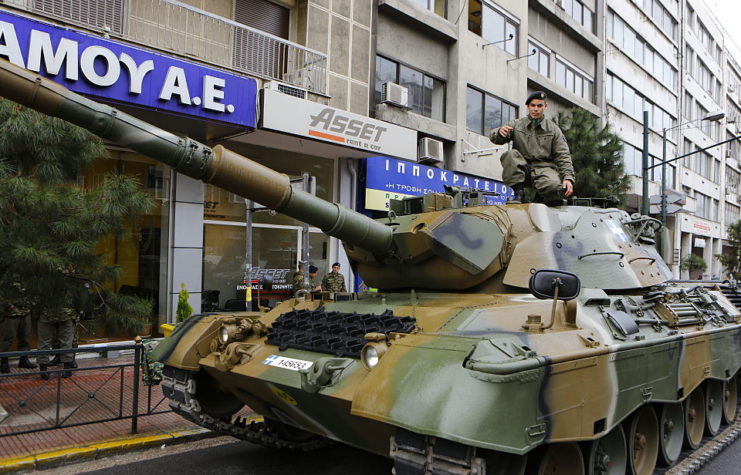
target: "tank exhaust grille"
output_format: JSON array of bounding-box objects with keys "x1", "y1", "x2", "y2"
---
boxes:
[{"x1": 266, "y1": 308, "x2": 416, "y2": 358}]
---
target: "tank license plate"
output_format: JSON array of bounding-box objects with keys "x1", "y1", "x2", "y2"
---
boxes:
[{"x1": 262, "y1": 355, "x2": 314, "y2": 372}]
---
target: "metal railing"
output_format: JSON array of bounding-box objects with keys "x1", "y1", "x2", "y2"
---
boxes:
[
  {"x1": 1, "y1": 0, "x2": 328, "y2": 94},
  {"x1": 0, "y1": 344, "x2": 168, "y2": 437}
]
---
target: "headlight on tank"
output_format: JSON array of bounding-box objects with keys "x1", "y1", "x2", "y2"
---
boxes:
[
  {"x1": 218, "y1": 324, "x2": 238, "y2": 345},
  {"x1": 361, "y1": 342, "x2": 388, "y2": 370}
]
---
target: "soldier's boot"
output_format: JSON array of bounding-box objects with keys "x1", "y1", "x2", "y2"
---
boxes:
[
  {"x1": 39, "y1": 364, "x2": 50, "y2": 380},
  {"x1": 512, "y1": 183, "x2": 526, "y2": 203},
  {"x1": 0, "y1": 358, "x2": 9, "y2": 374},
  {"x1": 48, "y1": 355, "x2": 62, "y2": 366},
  {"x1": 18, "y1": 356, "x2": 37, "y2": 369},
  {"x1": 61, "y1": 362, "x2": 74, "y2": 378}
]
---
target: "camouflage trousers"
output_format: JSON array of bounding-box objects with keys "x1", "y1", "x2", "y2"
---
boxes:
[
  {"x1": 37, "y1": 319, "x2": 75, "y2": 364},
  {"x1": 0, "y1": 315, "x2": 33, "y2": 353},
  {"x1": 500, "y1": 150, "x2": 563, "y2": 201}
]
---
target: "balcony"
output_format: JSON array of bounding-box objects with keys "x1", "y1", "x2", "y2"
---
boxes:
[{"x1": 2, "y1": 0, "x2": 327, "y2": 94}]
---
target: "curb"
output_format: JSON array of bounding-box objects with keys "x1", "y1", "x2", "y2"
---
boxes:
[{"x1": 0, "y1": 427, "x2": 216, "y2": 473}]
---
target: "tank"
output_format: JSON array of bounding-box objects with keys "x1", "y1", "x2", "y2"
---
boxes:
[{"x1": 2, "y1": 59, "x2": 741, "y2": 475}]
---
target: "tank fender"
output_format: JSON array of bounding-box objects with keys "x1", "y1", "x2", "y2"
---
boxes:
[{"x1": 152, "y1": 314, "x2": 222, "y2": 370}]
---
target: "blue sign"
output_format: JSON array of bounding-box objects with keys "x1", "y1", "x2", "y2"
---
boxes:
[
  {"x1": 364, "y1": 156, "x2": 512, "y2": 211},
  {"x1": 0, "y1": 11, "x2": 257, "y2": 127}
]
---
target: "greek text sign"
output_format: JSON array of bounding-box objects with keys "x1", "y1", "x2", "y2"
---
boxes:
[
  {"x1": 262, "y1": 89, "x2": 417, "y2": 159},
  {"x1": 364, "y1": 156, "x2": 512, "y2": 211},
  {"x1": 0, "y1": 11, "x2": 256, "y2": 127}
]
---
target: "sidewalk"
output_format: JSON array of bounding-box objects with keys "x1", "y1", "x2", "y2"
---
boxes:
[{"x1": 0, "y1": 351, "x2": 242, "y2": 472}]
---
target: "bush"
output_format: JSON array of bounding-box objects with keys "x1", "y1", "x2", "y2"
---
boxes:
[{"x1": 176, "y1": 283, "x2": 193, "y2": 323}]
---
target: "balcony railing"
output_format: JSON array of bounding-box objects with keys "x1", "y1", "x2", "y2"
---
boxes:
[{"x1": 2, "y1": 0, "x2": 328, "y2": 94}]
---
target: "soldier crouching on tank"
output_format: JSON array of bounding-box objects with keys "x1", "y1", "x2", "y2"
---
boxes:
[
  {"x1": 490, "y1": 91, "x2": 575, "y2": 204},
  {"x1": 321, "y1": 262, "x2": 347, "y2": 293},
  {"x1": 0, "y1": 283, "x2": 37, "y2": 373}
]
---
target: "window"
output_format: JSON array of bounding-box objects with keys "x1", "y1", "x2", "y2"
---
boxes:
[
  {"x1": 411, "y1": 0, "x2": 445, "y2": 17},
  {"x1": 695, "y1": 192, "x2": 718, "y2": 221},
  {"x1": 374, "y1": 56, "x2": 446, "y2": 122},
  {"x1": 466, "y1": 86, "x2": 518, "y2": 136},
  {"x1": 555, "y1": 58, "x2": 593, "y2": 102},
  {"x1": 607, "y1": 10, "x2": 677, "y2": 91},
  {"x1": 622, "y1": 143, "x2": 675, "y2": 188},
  {"x1": 726, "y1": 167, "x2": 740, "y2": 194},
  {"x1": 560, "y1": 0, "x2": 594, "y2": 33},
  {"x1": 726, "y1": 202, "x2": 740, "y2": 226},
  {"x1": 469, "y1": 1, "x2": 518, "y2": 55},
  {"x1": 528, "y1": 40, "x2": 550, "y2": 76},
  {"x1": 607, "y1": 72, "x2": 676, "y2": 133},
  {"x1": 640, "y1": 0, "x2": 677, "y2": 41}
]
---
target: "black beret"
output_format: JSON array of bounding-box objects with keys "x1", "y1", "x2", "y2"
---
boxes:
[
  {"x1": 332, "y1": 262, "x2": 341, "y2": 267},
  {"x1": 525, "y1": 91, "x2": 547, "y2": 105},
  {"x1": 309, "y1": 265, "x2": 318, "y2": 273}
]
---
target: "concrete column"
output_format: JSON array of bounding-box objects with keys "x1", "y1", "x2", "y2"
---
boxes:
[
  {"x1": 168, "y1": 173, "x2": 205, "y2": 323},
  {"x1": 702, "y1": 237, "x2": 713, "y2": 279},
  {"x1": 680, "y1": 232, "x2": 692, "y2": 279}
]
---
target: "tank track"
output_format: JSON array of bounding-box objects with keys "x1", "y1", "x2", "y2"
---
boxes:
[{"x1": 162, "y1": 368, "x2": 332, "y2": 452}]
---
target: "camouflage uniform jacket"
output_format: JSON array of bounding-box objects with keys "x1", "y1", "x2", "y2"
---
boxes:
[
  {"x1": 490, "y1": 116, "x2": 575, "y2": 182},
  {"x1": 4, "y1": 282, "x2": 32, "y2": 319},
  {"x1": 292, "y1": 271, "x2": 305, "y2": 292},
  {"x1": 321, "y1": 273, "x2": 346, "y2": 292}
]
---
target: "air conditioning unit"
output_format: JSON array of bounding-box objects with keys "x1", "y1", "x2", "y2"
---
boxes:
[
  {"x1": 729, "y1": 85, "x2": 737, "y2": 94},
  {"x1": 555, "y1": 0, "x2": 565, "y2": 9},
  {"x1": 264, "y1": 80, "x2": 307, "y2": 100},
  {"x1": 727, "y1": 149, "x2": 733, "y2": 158},
  {"x1": 382, "y1": 82, "x2": 409, "y2": 108},
  {"x1": 418, "y1": 137, "x2": 443, "y2": 163}
]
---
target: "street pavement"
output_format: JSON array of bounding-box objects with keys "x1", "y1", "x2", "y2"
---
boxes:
[{"x1": 49, "y1": 436, "x2": 392, "y2": 475}]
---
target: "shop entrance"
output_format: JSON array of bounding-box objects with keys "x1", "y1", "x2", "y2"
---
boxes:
[{"x1": 202, "y1": 223, "x2": 328, "y2": 311}]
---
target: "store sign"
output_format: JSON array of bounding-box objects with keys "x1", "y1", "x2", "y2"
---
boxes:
[
  {"x1": 0, "y1": 11, "x2": 257, "y2": 127},
  {"x1": 261, "y1": 89, "x2": 417, "y2": 159},
  {"x1": 364, "y1": 156, "x2": 512, "y2": 211},
  {"x1": 692, "y1": 221, "x2": 712, "y2": 237},
  {"x1": 235, "y1": 267, "x2": 293, "y2": 291}
]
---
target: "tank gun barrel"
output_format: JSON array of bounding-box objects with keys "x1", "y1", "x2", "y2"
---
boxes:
[{"x1": 0, "y1": 59, "x2": 392, "y2": 255}]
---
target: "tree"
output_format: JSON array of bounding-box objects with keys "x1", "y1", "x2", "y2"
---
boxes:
[
  {"x1": 176, "y1": 283, "x2": 193, "y2": 323},
  {"x1": 717, "y1": 220, "x2": 741, "y2": 280},
  {"x1": 556, "y1": 108, "x2": 630, "y2": 204},
  {"x1": 0, "y1": 99, "x2": 154, "y2": 333},
  {"x1": 680, "y1": 254, "x2": 707, "y2": 277}
]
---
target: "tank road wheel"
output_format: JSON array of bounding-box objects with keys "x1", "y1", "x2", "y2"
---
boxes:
[
  {"x1": 658, "y1": 403, "x2": 684, "y2": 466},
  {"x1": 527, "y1": 442, "x2": 584, "y2": 475},
  {"x1": 723, "y1": 374, "x2": 739, "y2": 425},
  {"x1": 627, "y1": 405, "x2": 659, "y2": 475},
  {"x1": 684, "y1": 388, "x2": 706, "y2": 450},
  {"x1": 705, "y1": 380, "x2": 724, "y2": 436},
  {"x1": 585, "y1": 425, "x2": 627, "y2": 475}
]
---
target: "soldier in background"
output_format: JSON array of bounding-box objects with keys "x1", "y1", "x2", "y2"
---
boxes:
[
  {"x1": 0, "y1": 283, "x2": 37, "y2": 373},
  {"x1": 292, "y1": 264, "x2": 320, "y2": 293},
  {"x1": 321, "y1": 262, "x2": 347, "y2": 293},
  {"x1": 37, "y1": 266, "x2": 80, "y2": 379}
]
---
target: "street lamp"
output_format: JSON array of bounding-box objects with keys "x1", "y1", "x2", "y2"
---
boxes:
[{"x1": 660, "y1": 112, "x2": 725, "y2": 226}]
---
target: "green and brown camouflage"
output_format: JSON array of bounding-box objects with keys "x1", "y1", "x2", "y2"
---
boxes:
[{"x1": 2, "y1": 58, "x2": 740, "y2": 474}]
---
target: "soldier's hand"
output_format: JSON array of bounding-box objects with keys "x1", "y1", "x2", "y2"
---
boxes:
[
  {"x1": 498, "y1": 125, "x2": 513, "y2": 137},
  {"x1": 562, "y1": 179, "x2": 574, "y2": 197}
]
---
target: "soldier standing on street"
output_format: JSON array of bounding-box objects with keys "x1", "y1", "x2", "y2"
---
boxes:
[
  {"x1": 321, "y1": 262, "x2": 347, "y2": 293},
  {"x1": 0, "y1": 283, "x2": 37, "y2": 373},
  {"x1": 37, "y1": 266, "x2": 80, "y2": 379},
  {"x1": 490, "y1": 91, "x2": 575, "y2": 204}
]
